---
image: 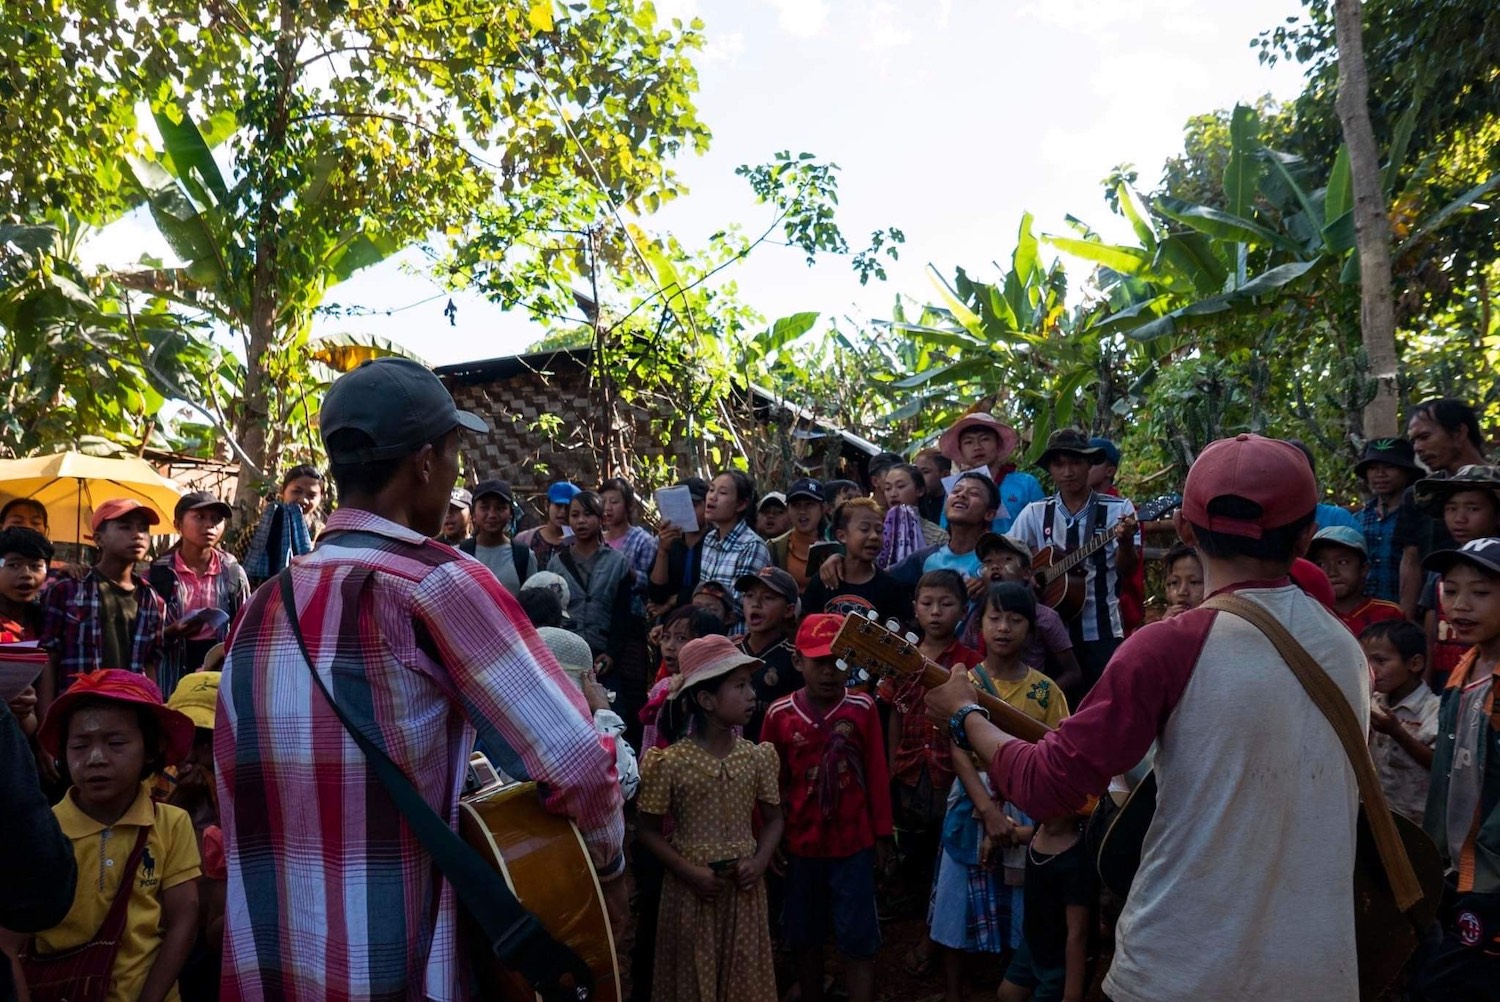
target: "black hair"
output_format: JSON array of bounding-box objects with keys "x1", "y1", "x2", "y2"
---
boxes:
[
  {"x1": 832, "y1": 496, "x2": 884, "y2": 533},
  {"x1": 915, "y1": 448, "x2": 953, "y2": 476},
  {"x1": 1359, "y1": 619, "x2": 1427, "y2": 661},
  {"x1": 60, "y1": 698, "x2": 169, "y2": 780},
  {"x1": 716, "y1": 470, "x2": 757, "y2": 522},
  {"x1": 888, "y1": 463, "x2": 926, "y2": 495},
  {"x1": 516, "y1": 587, "x2": 563, "y2": 628},
  {"x1": 281, "y1": 464, "x2": 324, "y2": 488},
  {"x1": 916, "y1": 568, "x2": 967, "y2": 604},
  {"x1": 869, "y1": 451, "x2": 904, "y2": 477},
  {"x1": 1286, "y1": 439, "x2": 1317, "y2": 478},
  {"x1": 956, "y1": 471, "x2": 1002, "y2": 512},
  {"x1": 822, "y1": 479, "x2": 861, "y2": 502},
  {"x1": 570, "y1": 490, "x2": 605, "y2": 519},
  {"x1": 0, "y1": 526, "x2": 54, "y2": 563},
  {"x1": 1412, "y1": 397, "x2": 1485, "y2": 451},
  {"x1": 1189, "y1": 495, "x2": 1316, "y2": 563},
  {"x1": 0, "y1": 498, "x2": 48, "y2": 526},
  {"x1": 326, "y1": 429, "x2": 449, "y2": 498},
  {"x1": 663, "y1": 664, "x2": 747, "y2": 740},
  {"x1": 665, "y1": 604, "x2": 727, "y2": 638},
  {"x1": 679, "y1": 476, "x2": 710, "y2": 501},
  {"x1": 599, "y1": 477, "x2": 637, "y2": 513},
  {"x1": 982, "y1": 580, "x2": 1037, "y2": 626},
  {"x1": 1162, "y1": 542, "x2": 1202, "y2": 571}
]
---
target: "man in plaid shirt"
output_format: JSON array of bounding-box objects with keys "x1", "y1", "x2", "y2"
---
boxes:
[
  {"x1": 37, "y1": 498, "x2": 165, "y2": 718},
  {"x1": 215, "y1": 359, "x2": 625, "y2": 1002}
]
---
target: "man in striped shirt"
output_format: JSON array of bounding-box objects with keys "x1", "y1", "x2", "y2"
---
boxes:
[
  {"x1": 215, "y1": 358, "x2": 625, "y2": 1002},
  {"x1": 1008, "y1": 429, "x2": 1138, "y2": 700}
]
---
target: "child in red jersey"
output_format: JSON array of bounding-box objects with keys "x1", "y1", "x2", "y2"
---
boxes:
[{"x1": 761, "y1": 614, "x2": 893, "y2": 1002}]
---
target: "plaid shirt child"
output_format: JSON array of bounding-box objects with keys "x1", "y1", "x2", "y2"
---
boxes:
[
  {"x1": 38, "y1": 569, "x2": 165, "y2": 681},
  {"x1": 1358, "y1": 499, "x2": 1416, "y2": 603},
  {"x1": 698, "y1": 519, "x2": 771, "y2": 632}
]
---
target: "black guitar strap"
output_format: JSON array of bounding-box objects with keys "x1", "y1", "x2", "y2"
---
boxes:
[{"x1": 275, "y1": 570, "x2": 595, "y2": 1002}]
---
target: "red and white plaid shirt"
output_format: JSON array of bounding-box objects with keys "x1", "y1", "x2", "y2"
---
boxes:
[{"x1": 215, "y1": 508, "x2": 624, "y2": 1002}]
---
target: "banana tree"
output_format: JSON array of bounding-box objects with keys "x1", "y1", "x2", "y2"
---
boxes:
[{"x1": 875, "y1": 213, "x2": 1125, "y2": 458}]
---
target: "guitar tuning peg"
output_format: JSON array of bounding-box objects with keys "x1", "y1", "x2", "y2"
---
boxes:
[
  {"x1": 865, "y1": 609, "x2": 880, "y2": 621},
  {"x1": 885, "y1": 618, "x2": 901, "y2": 633},
  {"x1": 905, "y1": 632, "x2": 920, "y2": 644},
  {"x1": 835, "y1": 658, "x2": 849, "y2": 672}
]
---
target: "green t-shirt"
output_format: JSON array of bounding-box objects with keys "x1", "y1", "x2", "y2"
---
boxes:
[{"x1": 97, "y1": 579, "x2": 138, "y2": 670}]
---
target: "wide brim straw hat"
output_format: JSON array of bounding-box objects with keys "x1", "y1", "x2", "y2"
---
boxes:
[{"x1": 669, "y1": 635, "x2": 761, "y2": 697}]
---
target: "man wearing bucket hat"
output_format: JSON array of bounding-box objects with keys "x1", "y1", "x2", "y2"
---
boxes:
[
  {"x1": 215, "y1": 358, "x2": 625, "y2": 1001},
  {"x1": 1008, "y1": 429, "x2": 1139, "y2": 695},
  {"x1": 937, "y1": 412, "x2": 1044, "y2": 535},
  {"x1": 929, "y1": 433, "x2": 1369, "y2": 1002}
]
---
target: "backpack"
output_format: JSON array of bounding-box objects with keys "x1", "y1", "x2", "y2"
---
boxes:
[{"x1": 458, "y1": 538, "x2": 532, "y2": 587}]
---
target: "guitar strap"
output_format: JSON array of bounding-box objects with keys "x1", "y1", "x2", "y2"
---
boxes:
[
  {"x1": 1200, "y1": 593, "x2": 1424, "y2": 912},
  {"x1": 275, "y1": 570, "x2": 596, "y2": 1002}
]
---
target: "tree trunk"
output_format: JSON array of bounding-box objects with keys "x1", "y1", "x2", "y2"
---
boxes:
[
  {"x1": 1332, "y1": 0, "x2": 1401, "y2": 438},
  {"x1": 232, "y1": 2, "x2": 299, "y2": 518}
]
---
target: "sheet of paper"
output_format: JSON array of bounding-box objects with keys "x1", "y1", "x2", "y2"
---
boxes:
[
  {"x1": 0, "y1": 643, "x2": 47, "y2": 703},
  {"x1": 180, "y1": 608, "x2": 232, "y2": 632},
  {"x1": 941, "y1": 466, "x2": 993, "y2": 493},
  {"x1": 654, "y1": 485, "x2": 699, "y2": 533}
]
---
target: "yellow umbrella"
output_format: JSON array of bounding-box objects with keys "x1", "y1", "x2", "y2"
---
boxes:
[{"x1": 0, "y1": 452, "x2": 185, "y2": 545}]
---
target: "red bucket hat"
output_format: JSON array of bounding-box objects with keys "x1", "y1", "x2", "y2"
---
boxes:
[
  {"x1": 38, "y1": 669, "x2": 196, "y2": 764},
  {"x1": 938, "y1": 413, "x2": 1020, "y2": 467}
]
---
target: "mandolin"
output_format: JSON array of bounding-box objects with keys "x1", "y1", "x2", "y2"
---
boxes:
[
  {"x1": 458, "y1": 754, "x2": 622, "y2": 1002},
  {"x1": 1032, "y1": 493, "x2": 1181, "y2": 620}
]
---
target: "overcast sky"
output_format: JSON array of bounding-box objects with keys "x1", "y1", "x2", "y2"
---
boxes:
[{"x1": 84, "y1": 0, "x2": 1312, "y2": 367}]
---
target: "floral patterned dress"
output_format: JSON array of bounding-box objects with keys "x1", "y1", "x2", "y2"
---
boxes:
[{"x1": 638, "y1": 738, "x2": 781, "y2": 1002}]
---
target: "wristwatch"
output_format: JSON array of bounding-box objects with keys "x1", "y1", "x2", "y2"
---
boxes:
[{"x1": 948, "y1": 703, "x2": 990, "y2": 750}]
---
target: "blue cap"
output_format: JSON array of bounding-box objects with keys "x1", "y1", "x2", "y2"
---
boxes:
[
  {"x1": 1089, "y1": 437, "x2": 1121, "y2": 467},
  {"x1": 1308, "y1": 525, "x2": 1367, "y2": 557},
  {"x1": 547, "y1": 481, "x2": 582, "y2": 505}
]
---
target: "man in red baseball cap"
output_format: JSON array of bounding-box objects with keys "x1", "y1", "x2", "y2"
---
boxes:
[
  {"x1": 928, "y1": 434, "x2": 1372, "y2": 1002},
  {"x1": 37, "y1": 498, "x2": 167, "y2": 722}
]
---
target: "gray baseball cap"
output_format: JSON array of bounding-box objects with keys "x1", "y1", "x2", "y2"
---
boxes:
[{"x1": 320, "y1": 358, "x2": 489, "y2": 463}]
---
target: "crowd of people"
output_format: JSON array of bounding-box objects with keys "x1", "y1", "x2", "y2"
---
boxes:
[{"x1": 1, "y1": 356, "x2": 1498, "y2": 1002}]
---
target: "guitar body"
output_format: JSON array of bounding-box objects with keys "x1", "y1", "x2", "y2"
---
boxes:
[
  {"x1": 1030, "y1": 545, "x2": 1087, "y2": 620},
  {"x1": 1094, "y1": 772, "x2": 1445, "y2": 1001},
  {"x1": 458, "y1": 778, "x2": 621, "y2": 1002},
  {"x1": 1029, "y1": 495, "x2": 1182, "y2": 622}
]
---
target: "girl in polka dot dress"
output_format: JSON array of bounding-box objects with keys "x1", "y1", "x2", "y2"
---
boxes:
[{"x1": 636, "y1": 636, "x2": 785, "y2": 1002}]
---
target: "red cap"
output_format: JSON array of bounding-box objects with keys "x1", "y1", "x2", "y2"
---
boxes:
[
  {"x1": 1182, "y1": 435, "x2": 1316, "y2": 540},
  {"x1": 90, "y1": 498, "x2": 161, "y2": 535},
  {"x1": 1290, "y1": 557, "x2": 1336, "y2": 610},
  {"x1": 795, "y1": 613, "x2": 843, "y2": 659},
  {"x1": 38, "y1": 669, "x2": 196, "y2": 764}
]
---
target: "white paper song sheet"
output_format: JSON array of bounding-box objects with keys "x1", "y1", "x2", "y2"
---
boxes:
[
  {"x1": 0, "y1": 642, "x2": 46, "y2": 703},
  {"x1": 654, "y1": 485, "x2": 699, "y2": 533}
]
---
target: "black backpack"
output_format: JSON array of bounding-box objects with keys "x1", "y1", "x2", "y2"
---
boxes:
[{"x1": 458, "y1": 538, "x2": 532, "y2": 586}]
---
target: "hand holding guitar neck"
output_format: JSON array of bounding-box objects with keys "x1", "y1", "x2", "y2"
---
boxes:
[{"x1": 830, "y1": 614, "x2": 1052, "y2": 744}]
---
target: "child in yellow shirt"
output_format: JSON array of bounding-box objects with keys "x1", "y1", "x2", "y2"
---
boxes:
[{"x1": 17, "y1": 669, "x2": 201, "y2": 1002}]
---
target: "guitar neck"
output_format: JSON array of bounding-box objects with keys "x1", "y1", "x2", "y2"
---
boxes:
[{"x1": 910, "y1": 658, "x2": 1052, "y2": 744}]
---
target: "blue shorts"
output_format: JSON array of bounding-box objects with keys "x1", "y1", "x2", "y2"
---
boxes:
[
  {"x1": 780, "y1": 849, "x2": 881, "y2": 959},
  {"x1": 1003, "y1": 937, "x2": 1066, "y2": 1002}
]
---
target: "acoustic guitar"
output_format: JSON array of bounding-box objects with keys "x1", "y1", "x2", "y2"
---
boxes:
[
  {"x1": 829, "y1": 613, "x2": 1445, "y2": 1001},
  {"x1": 1032, "y1": 494, "x2": 1180, "y2": 620},
  {"x1": 458, "y1": 754, "x2": 622, "y2": 1002}
]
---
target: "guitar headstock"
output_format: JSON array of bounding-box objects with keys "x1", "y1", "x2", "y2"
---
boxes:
[
  {"x1": 1136, "y1": 493, "x2": 1183, "y2": 524},
  {"x1": 831, "y1": 613, "x2": 925, "y2": 686}
]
